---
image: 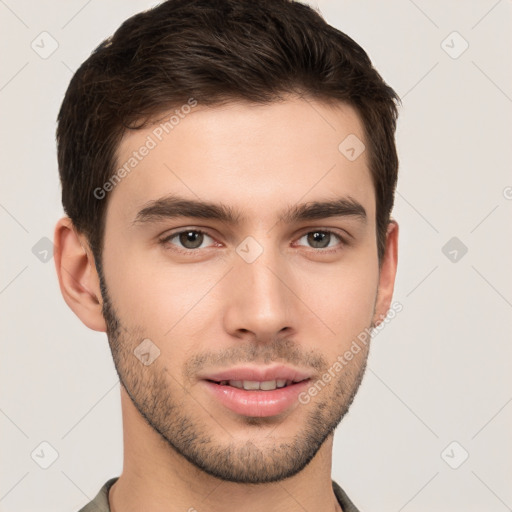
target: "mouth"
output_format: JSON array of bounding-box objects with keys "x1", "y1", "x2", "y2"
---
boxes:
[
  {"x1": 207, "y1": 378, "x2": 307, "y2": 391},
  {"x1": 200, "y1": 365, "x2": 312, "y2": 418}
]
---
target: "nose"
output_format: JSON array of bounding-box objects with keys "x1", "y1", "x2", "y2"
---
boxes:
[{"x1": 222, "y1": 245, "x2": 296, "y2": 342}]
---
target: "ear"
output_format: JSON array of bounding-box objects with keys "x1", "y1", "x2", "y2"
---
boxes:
[
  {"x1": 372, "y1": 220, "x2": 399, "y2": 327},
  {"x1": 53, "y1": 217, "x2": 107, "y2": 332}
]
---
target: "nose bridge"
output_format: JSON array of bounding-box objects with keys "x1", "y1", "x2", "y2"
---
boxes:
[{"x1": 224, "y1": 239, "x2": 293, "y2": 338}]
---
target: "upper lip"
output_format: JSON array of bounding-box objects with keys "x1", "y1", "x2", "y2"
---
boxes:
[{"x1": 199, "y1": 364, "x2": 312, "y2": 383}]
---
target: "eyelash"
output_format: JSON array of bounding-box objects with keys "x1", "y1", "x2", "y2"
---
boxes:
[{"x1": 159, "y1": 228, "x2": 348, "y2": 255}]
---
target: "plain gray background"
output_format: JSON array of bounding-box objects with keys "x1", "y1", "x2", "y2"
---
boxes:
[{"x1": 1, "y1": 1, "x2": 511, "y2": 511}]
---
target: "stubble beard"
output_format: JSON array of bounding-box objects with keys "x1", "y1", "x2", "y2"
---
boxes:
[{"x1": 99, "y1": 273, "x2": 370, "y2": 484}]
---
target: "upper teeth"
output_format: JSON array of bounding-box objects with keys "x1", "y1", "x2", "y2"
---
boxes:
[{"x1": 219, "y1": 379, "x2": 290, "y2": 390}]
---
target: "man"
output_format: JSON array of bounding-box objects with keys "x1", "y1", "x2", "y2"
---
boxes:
[{"x1": 54, "y1": 0, "x2": 399, "y2": 510}]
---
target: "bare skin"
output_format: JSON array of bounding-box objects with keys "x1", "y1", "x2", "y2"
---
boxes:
[{"x1": 54, "y1": 97, "x2": 398, "y2": 512}]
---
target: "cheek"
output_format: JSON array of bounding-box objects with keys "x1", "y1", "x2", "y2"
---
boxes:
[
  {"x1": 296, "y1": 256, "x2": 379, "y2": 352},
  {"x1": 105, "y1": 247, "x2": 226, "y2": 339},
  {"x1": 102, "y1": 221, "x2": 379, "y2": 363}
]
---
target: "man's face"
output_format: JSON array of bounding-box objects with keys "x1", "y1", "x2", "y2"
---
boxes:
[{"x1": 99, "y1": 97, "x2": 385, "y2": 483}]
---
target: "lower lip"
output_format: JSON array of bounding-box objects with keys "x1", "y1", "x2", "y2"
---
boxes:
[{"x1": 203, "y1": 380, "x2": 310, "y2": 418}]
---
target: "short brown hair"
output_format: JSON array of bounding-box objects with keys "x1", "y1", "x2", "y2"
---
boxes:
[{"x1": 57, "y1": 0, "x2": 400, "y2": 264}]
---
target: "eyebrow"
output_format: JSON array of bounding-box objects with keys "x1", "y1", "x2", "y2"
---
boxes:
[{"x1": 132, "y1": 194, "x2": 367, "y2": 226}]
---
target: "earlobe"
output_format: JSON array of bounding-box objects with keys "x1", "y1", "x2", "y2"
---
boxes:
[
  {"x1": 53, "y1": 217, "x2": 107, "y2": 332},
  {"x1": 373, "y1": 220, "x2": 399, "y2": 327}
]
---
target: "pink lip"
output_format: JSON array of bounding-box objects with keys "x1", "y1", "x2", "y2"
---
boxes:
[
  {"x1": 203, "y1": 380, "x2": 310, "y2": 417},
  {"x1": 200, "y1": 364, "x2": 311, "y2": 383},
  {"x1": 199, "y1": 365, "x2": 312, "y2": 418}
]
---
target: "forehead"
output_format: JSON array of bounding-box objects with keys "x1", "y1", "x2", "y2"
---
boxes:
[{"x1": 109, "y1": 97, "x2": 375, "y2": 226}]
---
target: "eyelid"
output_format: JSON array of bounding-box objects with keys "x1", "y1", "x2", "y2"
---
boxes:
[
  {"x1": 159, "y1": 226, "x2": 350, "y2": 254},
  {"x1": 293, "y1": 228, "x2": 348, "y2": 249},
  {"x1": 159, "y1": 228, "x2": 219, "y2": 250},
  {"x1": 295, "y1": 226, "x2": 349, "y2": 239}
]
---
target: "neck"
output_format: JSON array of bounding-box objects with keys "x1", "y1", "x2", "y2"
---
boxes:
[{"x1": 109, "y1": 387, "x2": 342, "y2": 512}]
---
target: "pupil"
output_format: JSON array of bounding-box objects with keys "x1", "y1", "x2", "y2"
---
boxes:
[
  {"x1": 180, "y1": 231, "x2": 203, "y2": 249},
  {"x1": 308, "y1": 231, "x2": 329, "y2": 248}
]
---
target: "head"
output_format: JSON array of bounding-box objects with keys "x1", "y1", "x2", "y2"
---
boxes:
[{"x1": 55, "y1": 0, "x2": 399, "y2": 484}]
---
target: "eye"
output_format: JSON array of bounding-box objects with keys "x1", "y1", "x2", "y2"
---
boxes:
[
  {"x1": 295, "y1": 230, "x2": 345, "y2": 250},
  {"x1": 161, "y1": 229, "x2": 216, "y2": 250}
]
